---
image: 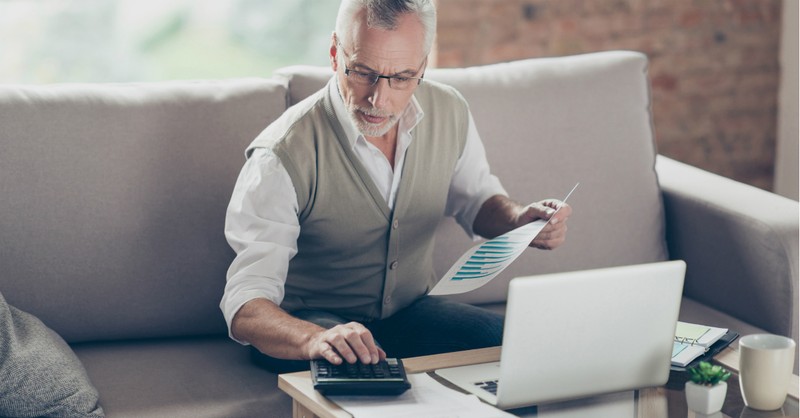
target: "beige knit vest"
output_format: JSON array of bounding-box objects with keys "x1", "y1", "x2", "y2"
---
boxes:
[{"x1": 247, "y1": 79, "x2": 469, "y2": 321}]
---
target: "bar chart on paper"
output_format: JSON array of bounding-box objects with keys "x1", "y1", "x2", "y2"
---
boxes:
[{"x1": 428, "y1": 183, "x2": 578, "y2": 296}]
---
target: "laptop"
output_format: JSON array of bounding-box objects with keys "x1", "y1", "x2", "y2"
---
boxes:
[{"x1": 435, "y1": 260, "x2": 686, "y2": 410}]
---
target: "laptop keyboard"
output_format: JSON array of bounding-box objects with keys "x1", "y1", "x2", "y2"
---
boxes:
[{"x1": 474, "y1": 379, "x2": 499, "y2": 395}]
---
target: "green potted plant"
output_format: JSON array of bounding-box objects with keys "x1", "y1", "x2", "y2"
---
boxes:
[{"x1": 685, "y1": 361, "x2": 732, "y2": 414}]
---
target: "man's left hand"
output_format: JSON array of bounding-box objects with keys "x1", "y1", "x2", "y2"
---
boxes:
[{"x1": 518, "y1": 200, "x2": 572, "y2": 250}]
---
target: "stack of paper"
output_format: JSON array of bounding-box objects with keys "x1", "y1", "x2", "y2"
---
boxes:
[{"x1": 329, "y1": 373, "x2": 514, "y2": 418}]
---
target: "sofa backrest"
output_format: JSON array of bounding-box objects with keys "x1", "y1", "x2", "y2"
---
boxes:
[
  {"x1": 0, "y1": 79, "x2": 288, "y2": 343},
  {"x1": 276, "y1": 51, "x2": 668, "y2": 305},
  {"x1": 0, "y1": 51, "x2": 668, "y2": 343}
]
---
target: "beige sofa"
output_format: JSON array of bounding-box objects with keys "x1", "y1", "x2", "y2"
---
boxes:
[{"x1": 0, "y1": 51, "x2": 796, "y2": 417}]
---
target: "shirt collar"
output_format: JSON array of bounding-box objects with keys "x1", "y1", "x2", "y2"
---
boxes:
[{"x1": 329, "y1": 77, "x2": 425, "y2": 149}]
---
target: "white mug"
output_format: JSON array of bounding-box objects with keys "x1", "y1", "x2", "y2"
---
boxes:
[{"x1": 738, "y1": 334, "x2": 796, "y2": 411}]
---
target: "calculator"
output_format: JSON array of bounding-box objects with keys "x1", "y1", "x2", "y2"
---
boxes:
[{"x1": 310, "y1": 357, "x2": 411, "y2": 396}]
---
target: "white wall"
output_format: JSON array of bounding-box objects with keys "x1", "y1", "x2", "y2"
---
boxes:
[{"x1": 775, "y1": 0, "x2": 799, "y2": 200}]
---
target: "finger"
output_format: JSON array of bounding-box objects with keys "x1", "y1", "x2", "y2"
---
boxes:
[
  {"x1": 358, "y1": 327, "x2": 382, "y2": 364},
  {"x1": 538, "y1": 221, "x2": 564, "y2": 236},
  {"x1": 546, "y1": 205, "x2": 571, "y2": 227},
  {"x1": 325, "y1": 330, "x2": 359, "y2": 364},
  {"x1": 540, "y1": 199, "x2": 562, "y2": 210},
  {"x1": 531, "y1": 225, "x2": 553, "y2": 246},
  {"x1": 523, "y1": 203, "x2": 555, "y2": 223},
  {"x1": 532, "y1": 238, "x2": 561, "y2": 250},
  {"x1": 319, "y1": 341, "x2": 343, "y2": 365},
  {"x1": 336, "y1": 323, "x2": 376, "y2": 364},
  {"x1": 543, "y1": 224, "x2": 568, "y2": 241},
  {"x1": 345, "y1": 324, "x2": 376, "y2": 364},
  {"x1": 553, "y1": 203, "x2": 572, "y2": 220},
  {"x1": 532, "y1": 225, "x2": 568, "y2": 249}
]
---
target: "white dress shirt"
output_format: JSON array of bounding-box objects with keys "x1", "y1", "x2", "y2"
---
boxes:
[{"x1": 221, "y1": 79, "x2": 506, "y2": 341}]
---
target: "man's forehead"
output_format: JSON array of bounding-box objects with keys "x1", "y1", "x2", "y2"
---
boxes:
[{"x1": 345, "y1": 13, "x2": 426, "y2": 72}]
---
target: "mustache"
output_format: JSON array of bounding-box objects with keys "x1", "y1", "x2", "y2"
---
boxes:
[{"x1": 354, "y1": 105, "x2": 394, "y2": 119}]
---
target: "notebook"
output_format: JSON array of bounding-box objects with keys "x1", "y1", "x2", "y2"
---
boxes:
[
  {"x1": 671, "y1": 322, "x2": 738, "y2": 369},
  {"x1": 435, "y1": 260, "x2": 686, "y2": 409},
  {"x1": 671, "y1": 321, "x2": 728, "y2": 367}
]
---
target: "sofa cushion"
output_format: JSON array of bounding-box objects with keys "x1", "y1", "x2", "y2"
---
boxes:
[
  {"x1": 275, "y1": 51, "x2": 668, "y2": 304},
  {"x1": 0, "y1": 292, "x2": 103, "y2": 417},
  {"x1": 72, "y1": 337, "x2": 291, "y2": 418},
  {"x1": 275, "y1": 65, "x2": 333, "y2": 106},
  {"x1": 0, "y1": 79, "x2": 288, "y2": 342},
  {"x1": 431, "y1": 51, "x2": 669, "y2": 303}
]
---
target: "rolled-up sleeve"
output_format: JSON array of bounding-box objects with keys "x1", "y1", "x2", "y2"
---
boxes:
[
  {"x1": 445, "y1": 112, "x2": 507, "y2": 238},
  {"x1": 220, "y1": 148, "x2": 300, "y2": 344}
]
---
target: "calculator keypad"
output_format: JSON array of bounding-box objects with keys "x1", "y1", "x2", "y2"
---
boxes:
[{"x1": 311, "y1": 358, "x2": 411, "y2": 395}]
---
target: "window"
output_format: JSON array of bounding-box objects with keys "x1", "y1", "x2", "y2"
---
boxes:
[{"x1": 0, "y1": 0, "x2": 340, "y2": 83}]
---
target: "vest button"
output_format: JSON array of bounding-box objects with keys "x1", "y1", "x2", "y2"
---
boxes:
[
  {"x1": 389, "y1": 260, "x2": 399, "y2": 270},
  {"x1": 392, "y1": 219, "x2": 399, "y2": 229},
  {"x1": 384, "y1": 296, "x2": 391, "y2": 305}
]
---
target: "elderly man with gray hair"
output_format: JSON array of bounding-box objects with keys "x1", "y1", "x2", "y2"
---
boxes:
[{"x1": 221, "y1": 0, "x2": 572, "y2": 373}]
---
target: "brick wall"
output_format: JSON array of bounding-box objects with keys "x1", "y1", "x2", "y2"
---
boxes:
[{"x1": 434, "y1": 0, "x2": 782, "y2": 191}]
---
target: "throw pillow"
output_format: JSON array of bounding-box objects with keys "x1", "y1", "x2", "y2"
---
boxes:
[{"x1": 0, "y1": 291, "x2": 104, "y2": 417}]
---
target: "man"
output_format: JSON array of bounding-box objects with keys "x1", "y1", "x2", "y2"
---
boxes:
[{"x1": 221, "y1": 0, "x2": 572, "y2": 373}]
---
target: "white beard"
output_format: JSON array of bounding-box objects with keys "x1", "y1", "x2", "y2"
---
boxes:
[{"x1": 348, "y1": 105, "x2": 398, "y2": 138}]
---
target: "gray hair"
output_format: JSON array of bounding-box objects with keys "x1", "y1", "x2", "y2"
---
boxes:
[{"x1": 335, "y1": 0, "x2": 437, "y2": 55}]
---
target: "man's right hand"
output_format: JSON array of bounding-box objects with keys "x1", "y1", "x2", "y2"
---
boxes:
[
  {"x1": 307, "y1": 322, "x2": 387, "y2": 365},
  {"x1": 231, "y1": 298, "x2": 387, "y2": 365}
]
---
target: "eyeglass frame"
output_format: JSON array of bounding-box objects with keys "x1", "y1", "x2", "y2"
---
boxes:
[{"x1": 336, "y1": 39, "x2": 426, "y2": 90}]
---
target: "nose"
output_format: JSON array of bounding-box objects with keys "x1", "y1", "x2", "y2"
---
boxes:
[{"x1": 367, "y1": 77, "x2": 391, "y2": 109}]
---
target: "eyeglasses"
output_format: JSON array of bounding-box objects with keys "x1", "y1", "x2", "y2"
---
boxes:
[
  {"x1": 344, "y1": 68, "x2": 424, "y2": 90},
  {"x1": 337, "y1": 42, "x2": 425, "y2": 91}
]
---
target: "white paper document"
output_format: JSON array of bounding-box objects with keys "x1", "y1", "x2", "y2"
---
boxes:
[
  {"x1": 429, "y1": 183, "x2": 579, "y2": 296},
  {"x1": 329, "y1": 372, "x2": 514, "y2": 418}
]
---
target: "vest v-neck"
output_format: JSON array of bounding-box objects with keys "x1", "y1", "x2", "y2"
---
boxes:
[{"x1": 322, "y1": 91, "x2": 392, "y2": 221}]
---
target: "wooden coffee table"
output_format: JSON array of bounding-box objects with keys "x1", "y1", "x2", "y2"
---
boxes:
[{"x1": 279, "y1": 346, "x2": 799, "y2": 418}]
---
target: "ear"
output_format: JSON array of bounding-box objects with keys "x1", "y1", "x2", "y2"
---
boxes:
[{"x1": 330, "y1": 33, "x2": 339, "y2": 71}]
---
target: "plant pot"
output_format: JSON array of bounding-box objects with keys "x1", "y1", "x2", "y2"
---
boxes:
[{"x1": 685, "y1": 381, "x2": 727, "y2": 414}]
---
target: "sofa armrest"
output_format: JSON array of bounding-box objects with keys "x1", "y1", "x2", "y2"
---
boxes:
[{"x1": 656, "y1": 156, "x2": 798, "y2": 343}]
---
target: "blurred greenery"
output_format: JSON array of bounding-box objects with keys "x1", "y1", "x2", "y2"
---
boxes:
[{"x1": 0, "y1": 0, "x2": 340, "y2": 83}]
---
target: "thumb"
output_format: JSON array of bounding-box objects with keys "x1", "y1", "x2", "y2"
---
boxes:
[{"x1": 522, "y1": 203, "x2": 556, "y2": 223}]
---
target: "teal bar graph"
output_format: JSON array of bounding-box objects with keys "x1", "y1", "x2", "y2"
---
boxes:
[{"x1": 428, "y1": 182, "x2": 578, "y2": 296}]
